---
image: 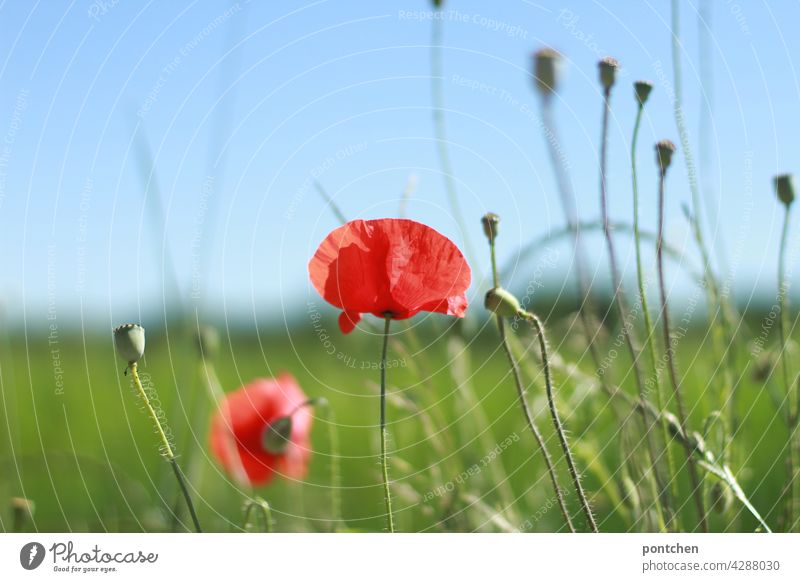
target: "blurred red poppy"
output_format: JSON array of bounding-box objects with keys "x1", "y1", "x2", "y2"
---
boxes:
[
  {"x1": 309, "y1": 218, "x2": 471, "y2": 333},
  {"x1": 210, "y1": 373, "x2": 312, "y2": 487}
]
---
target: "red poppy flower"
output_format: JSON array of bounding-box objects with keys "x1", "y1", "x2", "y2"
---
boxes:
[
  {"x1": 209, "y1": 373, "x2": 312, "y2": 487},
  {"x1": 309, "y1": 218, "x2": 471, "y2": 333}
]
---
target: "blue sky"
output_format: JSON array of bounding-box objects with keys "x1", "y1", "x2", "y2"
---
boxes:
[{"x1": 1, "y1": 0, "x2": 799, "y2": 329}]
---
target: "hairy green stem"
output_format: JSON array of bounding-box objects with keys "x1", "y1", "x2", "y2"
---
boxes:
[
  {"x1": 496, "y1": 317, "x2": 576, "y2": 532},
  {"x1": 599, "y1": 87, "x2": 669, "y2": 530},
  {"x1": 380, "y1": 315, "x2": 395, "y2": 532},
  {"x1": 129, "y1": 362, "x2": 202, "y2": 533},
  {"x1": 523, "y1": 311, "x2": 598, "y2": 532},
  {"x1": 631, "y1": 103, "x2": 679, "y2": 529},
  {"x1": 656, "y1": 172, "x2": 708, "y2": 532},
  {"x1": 671, "y1": 0, "x2": 739, "y2": 433},
  {"x1": 540, "y1": 97, "x2": 613, "y2": 403}
]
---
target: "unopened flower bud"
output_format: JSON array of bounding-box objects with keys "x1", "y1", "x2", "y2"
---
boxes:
[
  {"x1": 485, "y1": 287, "x2": 523, "y2": 318},
  {"x1": 114, "y1": 324, "x2": 145, "y2": 364},
  {"x1": 655, "y1": 140, "x2": 677, "y2": 175},
  {"x1": 634, "y1": 80, "x2": 653, "y2": 106},
  {"x1": 262, "y1": 416, "x2": 293, "y2": 455},
  {"x1": 774, "y1": 174, "x2": 795, "y2": 206},
  {"x1": 598, "y1": 57, "x2": 619, "y2": 91},
  {"x1": 533, "y1": 48, "x2": 561, "y2": 96},
  {"x1": 195, "y1": 325, "x2": 220, "y2": 360},
  {"x1": 481, "y1": 212, "x2": 500, "y2": 243}
]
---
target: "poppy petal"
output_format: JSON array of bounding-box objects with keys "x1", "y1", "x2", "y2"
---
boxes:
[{"x1": 338, "y1": 310, "x2": 361, "y2": 334}]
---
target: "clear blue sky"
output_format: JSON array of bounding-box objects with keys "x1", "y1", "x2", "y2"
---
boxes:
[{"x1": 1, "y1": 0, "x2": 799, "y2": 329}]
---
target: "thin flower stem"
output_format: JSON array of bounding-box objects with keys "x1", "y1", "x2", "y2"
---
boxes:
[
  {"x1": 380, "y1": 315, "x2": 395, "y2": 533},
  {"x1": 600, "y1": 87, "x2": 669, "y2": 530},
  {"x1": 129, "y1": 362, "x2": 202, "y2": 533},
  {"x1": 489, "y1": 233, "x2": 499, "y2": 288},
  {"x1": 496, "y1": 317, "x2": 575, "y2": 532},
  {"x1": 631, "y1": 102, "x2": 680, "y2": 529},
  {"x1": 540, "y1": 97, "x2": 613, "y2": 402},
  {"x1": 671, "y1": 0, "x2": 739, "y2": 433},
  {"x1": 777, "y1": 204, "x2": 798, "y2": 528},
  {"x1": 656, "y1": 171, "x2": 709, "y2": 532},
  {"x1": 522, "y1": 311, "x2": 598, "y2": 532},
  {"x1": 549, "y1": 346, "x2": 772, "y2": 531}
]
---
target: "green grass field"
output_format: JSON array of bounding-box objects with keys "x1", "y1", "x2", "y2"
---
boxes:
[{"x1": 0, "y1": 305, "x2": 791, "y2": 533}]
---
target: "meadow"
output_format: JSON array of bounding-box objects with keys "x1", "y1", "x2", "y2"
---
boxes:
[{"x1": 0, "y1": 300, "x2": 793, "y2": 532}]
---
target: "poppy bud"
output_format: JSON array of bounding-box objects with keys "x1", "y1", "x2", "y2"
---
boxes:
[
  {"x1": 263, "y1": 416, "x2": 293, "y2": 455},
  {"x1": 10, "y1": 497, "x2": 35, "y2": 530},
  {"x1": 598, "y1": 57, "x2": 619, "y2": 91},
  {"x1": 481, "y1": 212, "x2": 500, "y2": 243},
  {"x1": 774, "y1": 174, "x2": 795, "y2": 207},
  {"x1": 195, "y1": 325, "x2": 220, "y2": 360},
  {"x1": 655, "y1": 139, "x2": 677, "y2": 175},
  {"x1": 485, "y1": 287, "x2": 523, "y2": 318},
  {"x1": 113, "y1": 323, "x2": 145, "y2": 364},
  {"x1": 533, "y1": 48, "x2": 561, "y2": 96},
  {"x1": 634, "y1": 80, "x2": 653, "y2": 106}
]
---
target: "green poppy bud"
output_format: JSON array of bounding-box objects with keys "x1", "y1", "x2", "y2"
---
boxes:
[
  {"x1": 481, "y1": 212, "x2": 500, "y2": 243},
  {"x1": 774, "y1": 174, "x2": 795, "y2": 206},
  {"x1": 263, "y1": 416, "x2": 293, "y2": 455},
  {"x1": 533, "y1": 48, "x2": 561, "y2": 96},
  {"x1": 634, "y1": 80, "x2": 653, "y2": 106},
  {"x1": 485, "y1": 287, "x2": 523, "y2": 318},
  {"x1": 655, "y1": 139, "x2": 677, "y2": 175},
  {"x1": 113, "y1": 323, "x2": 145, "y2": 364},
  {"x1": 598, "y1": 57, "x2": 619, "y2": 91}
]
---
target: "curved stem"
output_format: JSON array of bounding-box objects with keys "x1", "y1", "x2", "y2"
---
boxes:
[
  {"x1": 496, "y1": 317, "x2": 575, "y2": 532},
  {"x1": 242, "y1": 497, "x2": 273, "y2": 533},
  {"x1": 523, "y1": 311, "x2": 598, "y2": 532},
  {"x1": 631, "y1": 103, "x2": 679, "y2": 529},
  {"x1": 656, "y1": 172, "x2": 708, "y2": 532},
  {"x1": 380, "y1": 315, "x2": 395, "y2": 532},
  {"x1": 501, "y1": 220, "x2": 704, "y2": 285},
  {"x1": 129, "y1": 362, "x2": 202, "y2": 532}
]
